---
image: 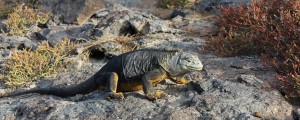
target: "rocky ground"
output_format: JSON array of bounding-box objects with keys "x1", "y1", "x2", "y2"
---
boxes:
[{"x1": 0, "y1": 0, "x2": 298, "y2": 120}]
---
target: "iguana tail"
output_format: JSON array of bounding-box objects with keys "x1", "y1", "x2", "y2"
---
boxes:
[{"x1": 1, "y1": 76, "x2": 101, "y2": 98}]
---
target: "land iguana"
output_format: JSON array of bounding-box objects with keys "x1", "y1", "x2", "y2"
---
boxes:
[{"x1": 1, "y1": 49, "x2": 203, "y2": 100}]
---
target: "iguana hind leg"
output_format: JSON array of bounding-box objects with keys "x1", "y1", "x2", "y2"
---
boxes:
[
  {"x1": 142, "y1": 69, "x2": 168, "y2": 100},
  {"x1": 103, "y1": 72, "x2": 124, "y2": 100}
]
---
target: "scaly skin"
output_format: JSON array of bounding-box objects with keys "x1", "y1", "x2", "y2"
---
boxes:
[{"x1": 1, "y1": 49, "x2": 203, "y2": 100}]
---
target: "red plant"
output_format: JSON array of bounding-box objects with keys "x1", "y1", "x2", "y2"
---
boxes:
[{"x1": 207, "y1": 0, "x2": 300, "y2": 97}]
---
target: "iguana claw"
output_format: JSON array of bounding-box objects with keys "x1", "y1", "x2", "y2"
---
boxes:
[
  {"x1": 106, "y1": 92, "x2": 124, "y2": 100},
  {"x1": 146, "y1": 91, "x2": 167, "y2": 100}
]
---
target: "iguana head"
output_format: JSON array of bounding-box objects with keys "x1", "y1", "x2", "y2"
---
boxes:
[
  {"x1": 178, "y1": 53, "x2": 203, "y2": 72},
  {"x1": 162, "y1": 52, "x2": 203, "y2": 76}
]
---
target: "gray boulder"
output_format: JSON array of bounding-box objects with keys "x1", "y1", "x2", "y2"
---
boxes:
[
  {"x1": 172, "y1": 20, "x2": 218, "y2": 37},
  {"x1": 96, "y1": 10, "x2": 182, "y2": 36},
  {"x1": 36, "y1": 24, "x2": 103, "y2": 46},
  {"x1": 96, "y1": 10, "x2": 137, "y2": 36},
  {"x1": 37, "y1": 0, "x2": 105, "y2": 25},
  {"x1": 140, "y1": 20, "x2": 183, "y2": 35},
  {"x1": 112, "y1": 0, "x2": 160, "y2": 10},
  {"x1": 0, "y1": 35, "x2": 37, "y2": 50}
]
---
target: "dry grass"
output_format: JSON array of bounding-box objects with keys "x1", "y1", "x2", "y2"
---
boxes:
[
  {"x1": 0, "y1": 0, "x2": 18, "y2": 18},
  {"x1": 79, "y1": 35, "x2": 138, "y2": 53},
  {"x1": 1, "y1": 36, "x2": 112, "y2": 87},
  {"x1": 3, "y1": 4, "x2": 50, "y2": 36},
  {"x1": 0, "y1": 0, "x2": 38, "y2": 18},
  {"x1": 3, "y1": 38, "x2": 79, "y2": 87}
]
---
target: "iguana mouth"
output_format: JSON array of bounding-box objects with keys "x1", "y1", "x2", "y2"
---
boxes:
[{"x1": 187, "y1": 65, "x2": 203, "y2": 71}]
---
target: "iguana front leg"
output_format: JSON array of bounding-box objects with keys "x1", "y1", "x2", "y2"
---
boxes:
[
  {"x1": 169, "y1": 75, "x2": 190, "y2": 84},
  {"x1": 96, "y1": 72, "x2": 124, "y2": 100},
  {"x1": 142, "y1": 69, "x2": 168, "y2": 100}
]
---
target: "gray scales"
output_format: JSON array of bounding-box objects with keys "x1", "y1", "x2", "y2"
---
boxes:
[{"x1": 1, "y1": 49, "x2": 203, "y2": 100}]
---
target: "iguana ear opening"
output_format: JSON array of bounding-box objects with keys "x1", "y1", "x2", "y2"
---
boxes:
[{"x1": 160, "y1": 52, "x2": 187, "y2": 77}]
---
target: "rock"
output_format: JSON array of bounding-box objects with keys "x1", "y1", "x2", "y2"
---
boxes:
[
  {"x1": 170, "y1": 9, "x2": 190, "y2": 19},
  {"x1": 25, "y1": 22, "x2": 48, "y2": 40},
  {"x1": 37, "y1": 0, "x2": 105, "y2": 25},
  {"x1": 168, "y1": 107, "x2": 201, "y2": 120},
  {"x1": 171, "y1": 16, "x2": 184, "y2": 23},
  {"x1": 130, "y1": 16, "x2": 184, "y2": 35},
  {"x1": 202, "y1": 54, "x2": 271, "y2": 81},
  {"x1": 294, "y1": 108, "x2": 300, "y2": 120},
  {"x1": 94, "y1": 10, "x2": 110, "y2": 18},
  {"x1": 141, "y1": 20, "x2": 183, "y2": 35},
  {"x1": 96, "y1": 10, "x2": 182, "y2": 36},
  {"x1": 133, "y1": 33, "x2": 181, "y2": 48},
  {"x1": 92, "y1": 3, "x2": 130, "y2": 29},
  {"x1": 196, "y1": 0, "x2": 253, "y2": 11},
  {"x1": 1, "y1": 49, "x2": 11, "y2": 58},
  {"x1": 100, "y1": 41, "x2": 124, "y2": 56},
  {"x1": 0, "y1": 35, "x2": 37, "y2": 50},
  {"x1": 115, "y1": 0, "x2": 160, "y2": 10},
  {"x1": 237, "y1": 75, "x2": 264, "y2": 87},
  {"x1": 0, "y1": 78, "x2": 292, "y2": 119},
  {"x1": 63, "y1": 57, "x2": 87, "y2": 70},
  {"x1": 0, "y1": 97, "x2": 58, "y2": 119},
  {"x1": 136, "y1": 36, "x2": 205, "y2": 52},
  {"x1": 128, "y1": 16, "x2": 148, "y2": 34},
  {"x1": 188, "y1": 81, "x2": 205, "y2": 94},
  {"x1": 96, "y1": 10, "x2": 137, "y2": 36},
  {"x1": 0, "y1": 89, "x2": 5, "y2": 95},
  {"x1": 93, "y1": 2, "x2": 128, "y2": 17},
  {"x1": 151, "y1": 8, "x2": 174, "y2": 20},
  {"x1": 36, "y1": 24, "x2": 103, "y2": 46},
  {"x1": 87, "y1": 41, "x2": 124, "y2": 60},
  {"x1": 173, "y1": 20, "x2": 218, "y2": 37},
  {"x1": 0, "y1": 21, "x2": 8, "y2": 33},
  {"x1": 193, "y1": 79, "x2": 293, "y2": 119},
  {"x1": 103, "y1": 0, "x2": 172, "y2": 20},
  {"x1": 0, "y1": 50, "x2": 9, "y2": 70}
]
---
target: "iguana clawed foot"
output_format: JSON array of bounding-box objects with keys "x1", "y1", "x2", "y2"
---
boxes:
[
  {"x1": 146, "y1": 91, "x2": 167, "y2": 100},
  {"x1": 106, "y1": 92, "x2": 124, "y2": 100}
]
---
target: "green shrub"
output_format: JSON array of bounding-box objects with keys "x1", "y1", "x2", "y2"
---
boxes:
[
  {"x1": 206, "y1": 0, "x2": 300, "y2": 97},
  {"x1": 3, "y1": 4, "x2": 50, "y2": 36}
]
